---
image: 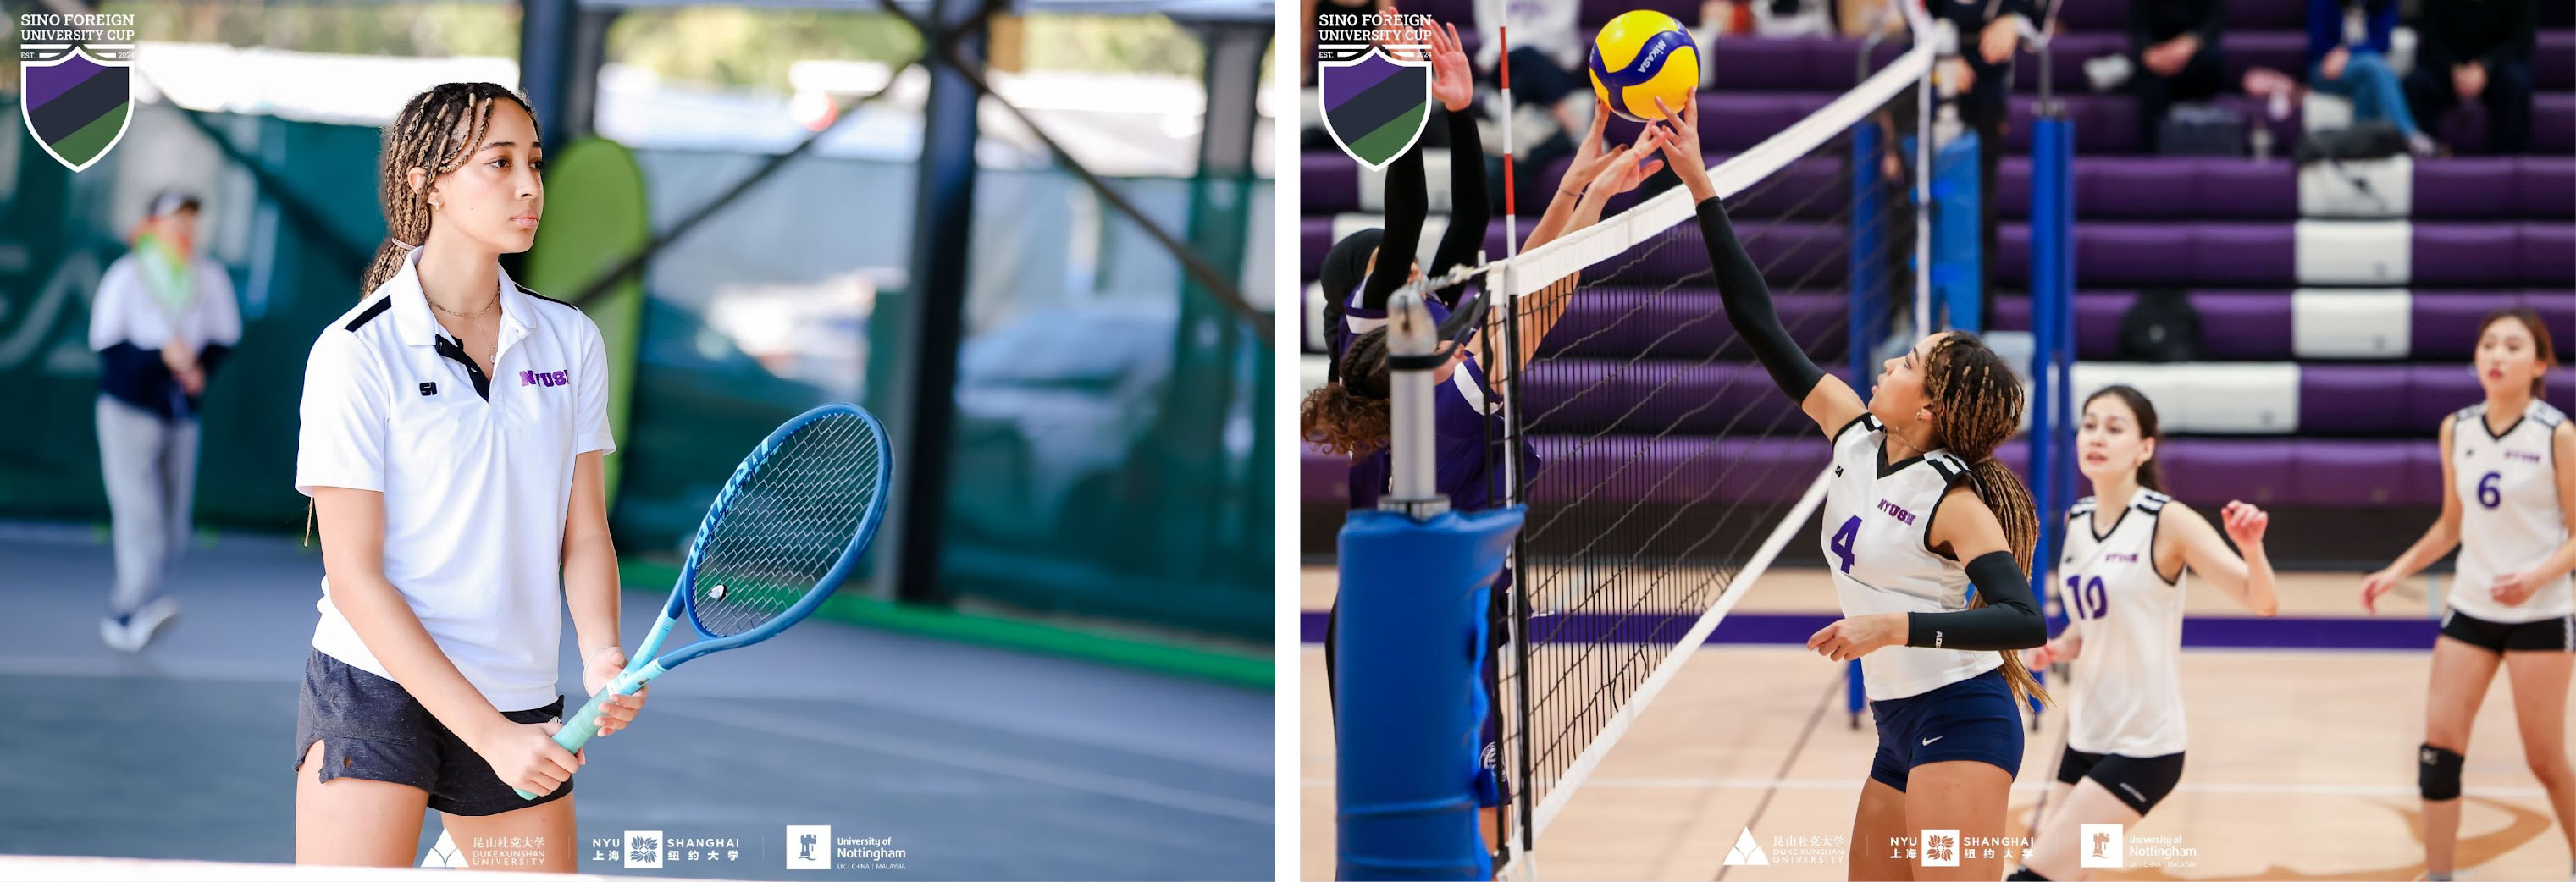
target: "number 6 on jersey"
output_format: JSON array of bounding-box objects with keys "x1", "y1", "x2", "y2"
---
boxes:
[{"x1": 514, "y1": 403, "x2": 893, "y2": 799}]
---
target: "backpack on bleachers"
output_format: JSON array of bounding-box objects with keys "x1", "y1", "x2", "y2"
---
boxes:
[
  {"x1": 2119, "y1": 287, "x2": 2205, "y2": 362},
  {"x1": 2155, "y1": 102, "x2": 2247, "y2": 157},
  {"x1": 2292, "y1": 120, "x2": 2408, "y2": 164}
]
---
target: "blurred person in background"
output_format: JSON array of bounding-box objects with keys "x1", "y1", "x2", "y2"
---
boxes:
[
  {"x1": 1932, "y1": 0, "x2": 2032, "y2": 319},
  {"x1": 2128, "y1": 0, "x2": 2226, "y2": 152},
  {"x1": 88, "y1": 188, "x2": 240, "y2": 652},
  {"x1": 1473, "y1": 0, "x2": 1586, "y2": 193},
  {"x1": 2307, "y1": 0, "x2": 2435, "y2": 157},
  {"x1": 2405, "y1": 0, "x2": 2535, "y2": 154}
]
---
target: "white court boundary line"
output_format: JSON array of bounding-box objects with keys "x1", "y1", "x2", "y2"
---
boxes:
[
  {"x1": 1501, "y1": 45, "x2": 1932, "y2": 299},
  {"x1": 1527, "y1": 467, "x2": 1833, "y2": 841}
]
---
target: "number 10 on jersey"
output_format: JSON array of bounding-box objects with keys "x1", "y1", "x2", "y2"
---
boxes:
[{"x1": 2065, "y1": 575, "x2": 2109, "y2": 620}]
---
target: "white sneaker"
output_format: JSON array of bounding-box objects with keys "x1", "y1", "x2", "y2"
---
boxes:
[
  {"x1": 99, "y1": 615, "x2": 135, "y2": 652},
  {"x1": 127, "y1": 598, "x2": 180, "y2": 650}
]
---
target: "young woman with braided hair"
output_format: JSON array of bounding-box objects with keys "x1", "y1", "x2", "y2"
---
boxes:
[
  {"x1": 1648, "y1": 96, "x2": 2043, "y2": 882},
  {"x1": 2009, "y1": 386, "x2": 2280, "y2": 882},
  {"x1": 293, "y1": 83, "x2": 645, "y2": 868}
]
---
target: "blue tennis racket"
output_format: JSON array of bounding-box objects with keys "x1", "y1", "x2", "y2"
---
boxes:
[{"x1": 516, "y1": 402, "x2": 892, "y2": 799}]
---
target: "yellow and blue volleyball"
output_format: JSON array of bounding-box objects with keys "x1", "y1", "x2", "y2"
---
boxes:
[{"x1": 1589, "y1": 10, "x2": 1701, "y2": 123}]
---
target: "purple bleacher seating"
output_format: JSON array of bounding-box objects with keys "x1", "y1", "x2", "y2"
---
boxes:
[
  {"x1": 2439, "y1": 93, "x2": 2576, "y2": 156},
  {"x1": 1536, "y1": 290, "x2": 1849, "y2": 359},
  {"x1": 2039, "y1": 31, "x2": 2310, "y2": 93},
  {"x1": 1307, "y1": 152, "x2": 2573, "y2": 223},
  {"x1": 1989, "y1": 289, "x2": 2576, "y2": 361},
  {"x1": 1520, "y1": 361, "x2": 1810, "y2": 435},
  {"x1": 1701, "y1": 36, "x2": 1911, "y2": 92},
  {"x1": 1303, "y1": 438, "x2": 2460, "y2": 507},
  {"x1": 1995, "y1": 223, "x2": 2575, "y2": 288},
  {"x1": 2544, "y1": 31, "x2": 2576, "y2": 91},
  {"x1": 1302, "y1": 152, "x2": 1361, "y2": 215},
  {"x1": 1993, "y1": 155, "x2": 2297, "y2": 219},
  {"x1": 1988, "y1": 156, "x2": 2573, "y2": 221},
  {"x1": 2056, "y1": 0, "x2": 2308, "y2": 32}
]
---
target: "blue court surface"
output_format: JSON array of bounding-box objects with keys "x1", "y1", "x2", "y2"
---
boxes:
[{"x1": 0, "y1": 526, "x2": 1272, "y2": 880}]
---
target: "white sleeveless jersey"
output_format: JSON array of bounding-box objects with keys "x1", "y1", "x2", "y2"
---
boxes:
[
  {"x1": 2448, "y1": 400, "x2": 2573, "y2": 624},
  {"x1": 1823, "y1": 414, "x2": 2004, "y2": 701},
  {"x1": 2056, "y1": 491, "x2": 2189, "y2": 757}
]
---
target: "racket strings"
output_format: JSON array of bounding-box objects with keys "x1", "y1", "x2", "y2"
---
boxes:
[{"x1": 690, "y1": 412, "x2": 887, "y2": 637}]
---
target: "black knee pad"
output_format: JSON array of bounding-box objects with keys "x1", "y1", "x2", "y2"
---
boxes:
[{"x1": 2420, "y1": 743, "x2": 2465, "y2": 801}]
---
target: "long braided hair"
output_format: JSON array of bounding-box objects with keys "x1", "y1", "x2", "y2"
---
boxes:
[
  {"x1": 362, "y1": 82, "x2": 539, "y2": 297},
  {"x1": 1923, "y1": 331, "x2": 2049, "y2": 708}
]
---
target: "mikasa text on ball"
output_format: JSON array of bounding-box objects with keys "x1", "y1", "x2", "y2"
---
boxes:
[{"x1": 1589, "y1": 9, "x2": 1700, "y2": 123}]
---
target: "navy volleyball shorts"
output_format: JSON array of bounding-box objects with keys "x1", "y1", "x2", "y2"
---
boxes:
[
  {"x1": 1868, "y1": 666, "x2": 2025, "y2": 791},
  {"x1": 294, "y1": 648, "x2": 570, "y2": 816}
]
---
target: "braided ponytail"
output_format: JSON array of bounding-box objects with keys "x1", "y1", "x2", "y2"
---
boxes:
[
  {"x1": 363, "y1": 83, "x2": 539, "y2": 297},
  {"x1": 1926, "y1": 333, "x2": 2048, "y2": 708}
]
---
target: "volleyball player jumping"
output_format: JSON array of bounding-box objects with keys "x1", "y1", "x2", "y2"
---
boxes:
[
  {"x1": 294, "y1": 83, "x2": 647, "y2": 868},
  {"x1": 2010, "y1": 385, "x2": 2280, "y2": 882},
  {"x1": 1650, "y1": 96, "x2": 2045, "y2": 882},
  {"x1": 2361, "y1": 307, "x2": 2576, "y2": 882},
  {"x1": 1304, "y1": 18, "x2": 1669, "y2": 855}
]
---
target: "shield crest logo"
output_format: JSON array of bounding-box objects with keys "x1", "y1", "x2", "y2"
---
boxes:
[
  {"x1": 21, "y1": 44, "x2": 135, "y2": 173},
  {"x1": 1318, "y1": 45, "x2": 1431, "y2": 171}
]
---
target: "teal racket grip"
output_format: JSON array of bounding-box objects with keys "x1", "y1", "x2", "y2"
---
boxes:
[{"x1": 512, "y1": 659, "x2": 665, "y2": 800}]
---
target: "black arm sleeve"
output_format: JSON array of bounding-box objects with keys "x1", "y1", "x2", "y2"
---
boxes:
[
  {"x1": 1697, "y1": 197, "x2": 1825, "y2": 402},
  {"x1": 1359, "y1": 140, "x2": 1429, "y2": 313},
  {"x1": 1907, "y1": 551, "x2": 2047, "y2": 651},
  {"x1": 1426, "y1": 108, "x2": 1490, "y2": 307}
]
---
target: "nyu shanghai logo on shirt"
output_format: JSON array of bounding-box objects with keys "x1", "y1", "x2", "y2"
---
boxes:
[
  {"x1": 19, "y1": 14, "x2": 139, "y2": 172},
  {"x1": 521, "y1": 368, "x2": 570, "y2": 388}
]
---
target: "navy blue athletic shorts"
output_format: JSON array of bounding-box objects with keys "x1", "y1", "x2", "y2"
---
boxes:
[
  {"x1": 294, "y1": 648, "x2": 571, "y2": 816},
  {"x1": 1868, "y1": 666, "x2": 2025, "y2": 791}
]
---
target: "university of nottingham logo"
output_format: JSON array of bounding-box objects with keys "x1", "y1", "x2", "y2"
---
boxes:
[
  {"x1": 1316, "y1": 43, "x2": 1431, "y2": 171},
  {"x1": 19, "y1": 14, "x2": 138, "y2": 172}
]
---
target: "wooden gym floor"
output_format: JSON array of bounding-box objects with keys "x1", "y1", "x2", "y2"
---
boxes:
[{"x1": 1301, "y1": 568, "x2": 2576, "y2": 881}]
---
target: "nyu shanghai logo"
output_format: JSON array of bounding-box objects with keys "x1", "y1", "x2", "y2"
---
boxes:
[
  {"x1": 19, "y1": 14, "x2": 139, "y2": 172},
  {"x1": 521, "y1": 368, "x2": 569, "y2": 388},
  {"x1": 1313, "y1": 13, "x2": 1433, "y2": 170}
]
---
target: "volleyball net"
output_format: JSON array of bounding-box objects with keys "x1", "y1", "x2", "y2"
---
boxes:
[
  {"x1": 1486, "y1": 42, "x2": 1932, "y2": 869},
  {"x1": 1325, "y1": 27, "x2": 1936, "y2": 879}
]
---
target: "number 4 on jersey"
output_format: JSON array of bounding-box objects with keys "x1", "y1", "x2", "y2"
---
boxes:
[{"x1": 1831, "y1": 515, "x2": 1860, "y2": 573}]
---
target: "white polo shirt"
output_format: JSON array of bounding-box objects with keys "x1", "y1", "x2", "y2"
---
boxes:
[
  {"x1": 89, "y1": 250, "x2": 240, "y2": 354},
  {"x1": 295, "y1": 245, "x2": 614, "y2": 712}
]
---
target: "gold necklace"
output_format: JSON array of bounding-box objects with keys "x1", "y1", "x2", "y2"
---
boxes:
[{"x1": 428, "y1": 294, "x2": 499, "y2": 321}]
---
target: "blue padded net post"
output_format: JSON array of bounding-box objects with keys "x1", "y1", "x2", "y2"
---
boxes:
[
  {"x1": 2029, "y1": 102, "x2": 2078, "y2": 659},
  {"x1": 1336, "y1": 506, "x2": 1524, "y2": 881}
]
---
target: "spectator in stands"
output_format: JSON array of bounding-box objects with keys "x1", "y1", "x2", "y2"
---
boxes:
[
  {"x1": 2308, "y1": 0, "x2": 2436, "y2": 156},
  {"x1": 1472, "y1": 0, "x2": 1588, "y2": 189},
  {"x1": 2405, "y1": 0, "x2": 2535, "y2": 154},
  {"x1": 2128, "y1": 0, "x2": 2227, "y2": 152},
  {"x1": 1930, "y1": 0, "x2": 2032, "y2": 316}
]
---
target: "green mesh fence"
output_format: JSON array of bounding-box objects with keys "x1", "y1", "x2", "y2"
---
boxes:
[{"x1": 0, "y1": 100, "x2": 1269, "y2": 641}]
